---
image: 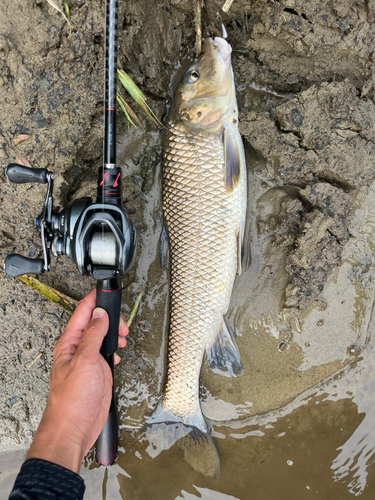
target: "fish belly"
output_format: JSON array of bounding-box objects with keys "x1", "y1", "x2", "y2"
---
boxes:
[{"x1": 162, "y1": 122, "x2": 246, "y2": 419}]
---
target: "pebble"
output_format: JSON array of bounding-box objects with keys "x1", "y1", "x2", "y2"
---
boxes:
[{"x1": 278, "y1": 341, "x2": 289, "y2": 352}]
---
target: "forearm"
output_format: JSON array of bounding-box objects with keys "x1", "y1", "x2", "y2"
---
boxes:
[
  {"x1": 26, "y1": 406, "x2": 86, "y2": 474},
  {"x1": 26, "y1": 407, "x2": 86, "y2": 475}
]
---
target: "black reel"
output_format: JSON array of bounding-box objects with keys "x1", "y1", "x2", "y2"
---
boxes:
[{"x1": 4, "y1": 163, "x2": 136, "y2": 281}]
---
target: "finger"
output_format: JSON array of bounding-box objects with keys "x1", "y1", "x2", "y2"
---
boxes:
[
  {"x1": 61, "y1": 288, "x2": 97, "y2": 341},
  {"x1": 118, "y1": 334, "x2": 127, "y2": 349},
  {"x1": 119, "y1": 315, "x2": 129, "y2": 337},
  {"x1": 53, "y1": 288, "x2": 97, "y2": 363},
  {"x1": 76, "y1": 308, "x2": 109, "y2": 359},
  {"x1": 114, "y1": 352, "x2": 121, "y2": 365}
]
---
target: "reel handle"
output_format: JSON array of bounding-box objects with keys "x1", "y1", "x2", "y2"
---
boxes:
[
  {"x1": 6, "y1": 164, "x2": 49, "y2": 184},
  {"x1": 4, "y1": 254, "x2": 44, "y2": 277}
]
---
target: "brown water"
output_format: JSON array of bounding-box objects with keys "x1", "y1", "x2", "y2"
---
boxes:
[{"x1": 4, "y1": 353, "x2": 374, "y2": 499}]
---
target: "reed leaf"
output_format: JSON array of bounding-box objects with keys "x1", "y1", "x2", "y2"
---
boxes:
[
  {"x1": 117, "y1": 70, "x2": 163, "y2": 128},
  {"x1": 18, "y1": 275, "x2": 77, "y2": 316},
  {"x1": 117, "y1": 93, "x2": 143, "y2": 129},
  {"x1": 127, "y1": 291, "x2": 144, "y2": 328}
]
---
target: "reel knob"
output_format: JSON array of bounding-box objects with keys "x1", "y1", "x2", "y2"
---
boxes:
[
  {"x1": 4, "y1": 254, "x2": 44, "y2": 277},
  {"x1": 5, "y1": 164, "x2": 49, "y2": 184}
]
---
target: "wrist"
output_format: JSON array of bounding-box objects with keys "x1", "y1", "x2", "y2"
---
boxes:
[{"x1": 26, "y1": 407, "x2": 87, "y2": 474}]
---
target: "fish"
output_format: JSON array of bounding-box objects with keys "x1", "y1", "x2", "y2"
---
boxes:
[{"x1": 146, "y1": 36, "x2": 247, "y2": 476}]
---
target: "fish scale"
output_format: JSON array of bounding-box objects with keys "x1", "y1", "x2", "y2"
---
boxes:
[{"x1": 162, "y1": 121, "x2": 246, "y2": 418}]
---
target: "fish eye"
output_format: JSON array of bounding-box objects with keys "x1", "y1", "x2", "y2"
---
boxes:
[{"x1": 186, "y1": 70, "x2": 199, "y2": 83}]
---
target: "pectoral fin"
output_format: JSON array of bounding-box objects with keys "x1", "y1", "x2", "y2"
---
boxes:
[{"x1": 222, "y1": 123, "x2": 241, "y2": 193}]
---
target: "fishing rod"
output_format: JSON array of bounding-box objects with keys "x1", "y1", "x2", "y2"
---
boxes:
[{"x1": 4, "y1": 0, "x2": 136, "y2": 466}]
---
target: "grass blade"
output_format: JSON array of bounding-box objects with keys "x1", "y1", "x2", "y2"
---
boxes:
[
  {"x1": 127, "y1": 291, "x2": 144, "y2": 328},
  {"x1": 117, "y1": 70, "x2": 164, "y2": 129},
  {"x1": 62, "y1": 1, "x2": 70, "y2": 21},
  {"x1": 14, "y1": 134, "x2": 30, "y2": 146},
  {"x1": 195, "y1": 0, "x2": 203, "y2": 57},
  {"x1": 117, "y1": 93, "x2": 144, "y2": 129},
  {"x1": 117, "y1": 94, "x2": 136, "y2": 129},
  {"x1": 18, "y1": 275, "x2": 77, "y2": 316}
]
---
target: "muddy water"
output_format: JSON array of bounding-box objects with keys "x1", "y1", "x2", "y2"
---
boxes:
[{"x1": 5, "y1": 354, "x2": 374, "y2": 500}]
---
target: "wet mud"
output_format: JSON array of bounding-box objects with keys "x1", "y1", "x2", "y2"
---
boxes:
[{"x1": 1, "y1": 0, "x2": 375, "y2": 498}]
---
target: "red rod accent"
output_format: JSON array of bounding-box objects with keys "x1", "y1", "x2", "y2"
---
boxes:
[
  {"x1": 113, "y1": 173, "x2": 121, "y2": 188},
  {"x1": 100, "y1": 172, "x2": 109, "y2": 186},
  {"x1": 98, "y1": 288, "x2": 122, "y2": 293},
  {"x1": 106, "y1": 108, "x2": 116, "y2": 111}
]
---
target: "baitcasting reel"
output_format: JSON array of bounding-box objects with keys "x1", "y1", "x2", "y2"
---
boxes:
[{"x1": 4, "y1": 163, "x2": 136, "y2": 281}]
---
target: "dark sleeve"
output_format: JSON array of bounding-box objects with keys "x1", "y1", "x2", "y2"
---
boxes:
[{"x1": 9, "y1": 458, "x2": 86, "y2": 500}]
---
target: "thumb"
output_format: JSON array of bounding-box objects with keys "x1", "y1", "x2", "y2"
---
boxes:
[{"x1": 76, "y1": 307, "x2": 109, "y2": 358}]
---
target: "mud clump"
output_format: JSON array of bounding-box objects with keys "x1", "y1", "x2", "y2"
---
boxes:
[
  {"x1": 285, "y1": 183, "x2": 351, "y2": 310},
  {"x1": 240, "y1": 81, "x2": 375, "y2": 190},
  {"x1": 245, "y1": 0, "x2": 373, "y2": 92},
  {"x1": 0, "y1": 0, "x2": 105, "y2": 183},
  {"x1": 240, "y1": 79, "x2": 374, "y2": 311},
  {"x1": 257, "y1": 197, "x2": 306, "y2": 250}
]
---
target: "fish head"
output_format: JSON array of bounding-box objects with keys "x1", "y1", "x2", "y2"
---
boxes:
[{"x1": 171, "y1": 37, "x2": 236, "y2": 132}]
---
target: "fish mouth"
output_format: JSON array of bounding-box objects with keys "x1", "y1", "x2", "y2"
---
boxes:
[{"x1": 212, "y1": 37, "x2": 232, "y2": 61}]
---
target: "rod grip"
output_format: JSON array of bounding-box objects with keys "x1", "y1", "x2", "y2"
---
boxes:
[
  {"x1": 95, "y1": 390, "x2": 118, "y2": 466},
  {"x1": 4, "y1": 254, "x2": 44, "y2": 277},
  {"x1": 96, "y1": 276, "x2": 122, "y2": 355},
  {"x1": 6, "y1": 164, "x2": 48, "y2": 184},
  {"x1": 95, "y1": 275, "x2": 121, "y2": 465}
]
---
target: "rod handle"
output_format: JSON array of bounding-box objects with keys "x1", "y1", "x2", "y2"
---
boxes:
[
  {"x1": 96, "y1": 277, "x2": 122, "y2": 355},
  {"x1": 5, "y1": 164, "x2": 49, "y2": 184},
  {"x1": 95, "y1": 400, "x2": 118, "y2": 466},
  {"x1": 95, "y1": 275, "x2": 122, "y2": 465},
  {"x1": 4, "y1": 254, "x2": 44, "y2": 277}
]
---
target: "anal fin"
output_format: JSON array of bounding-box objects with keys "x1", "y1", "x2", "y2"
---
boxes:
[{"x1": 206, "y1": 319, "x2": 242, "y2": 376}]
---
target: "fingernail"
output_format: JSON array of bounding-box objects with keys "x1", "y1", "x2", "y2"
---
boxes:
[{"x1": 93, "y1": 307, "x2": 106, "y2": 319}]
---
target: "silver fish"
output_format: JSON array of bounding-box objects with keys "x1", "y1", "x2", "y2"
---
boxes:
[{"x1": 147, "y1": 37, "x2": 247, "y2": 475}]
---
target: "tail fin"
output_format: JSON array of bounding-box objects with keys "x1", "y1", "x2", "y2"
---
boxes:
[
  {"x1": 144, "y1": 404, "x2": 220, "y2": 478},
  {"x1": 206, "y1": 319, "x2": 242, "y2": 376}
]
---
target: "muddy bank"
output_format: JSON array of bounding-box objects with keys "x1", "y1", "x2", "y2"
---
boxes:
[{"x1": 1, "y1": 1, "x2": 375, "y2": 496}]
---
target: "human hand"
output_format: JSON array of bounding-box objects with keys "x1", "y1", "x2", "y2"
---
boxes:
[{"x1": 26, "y1": 288, "x2": 128, "y2": 474}]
